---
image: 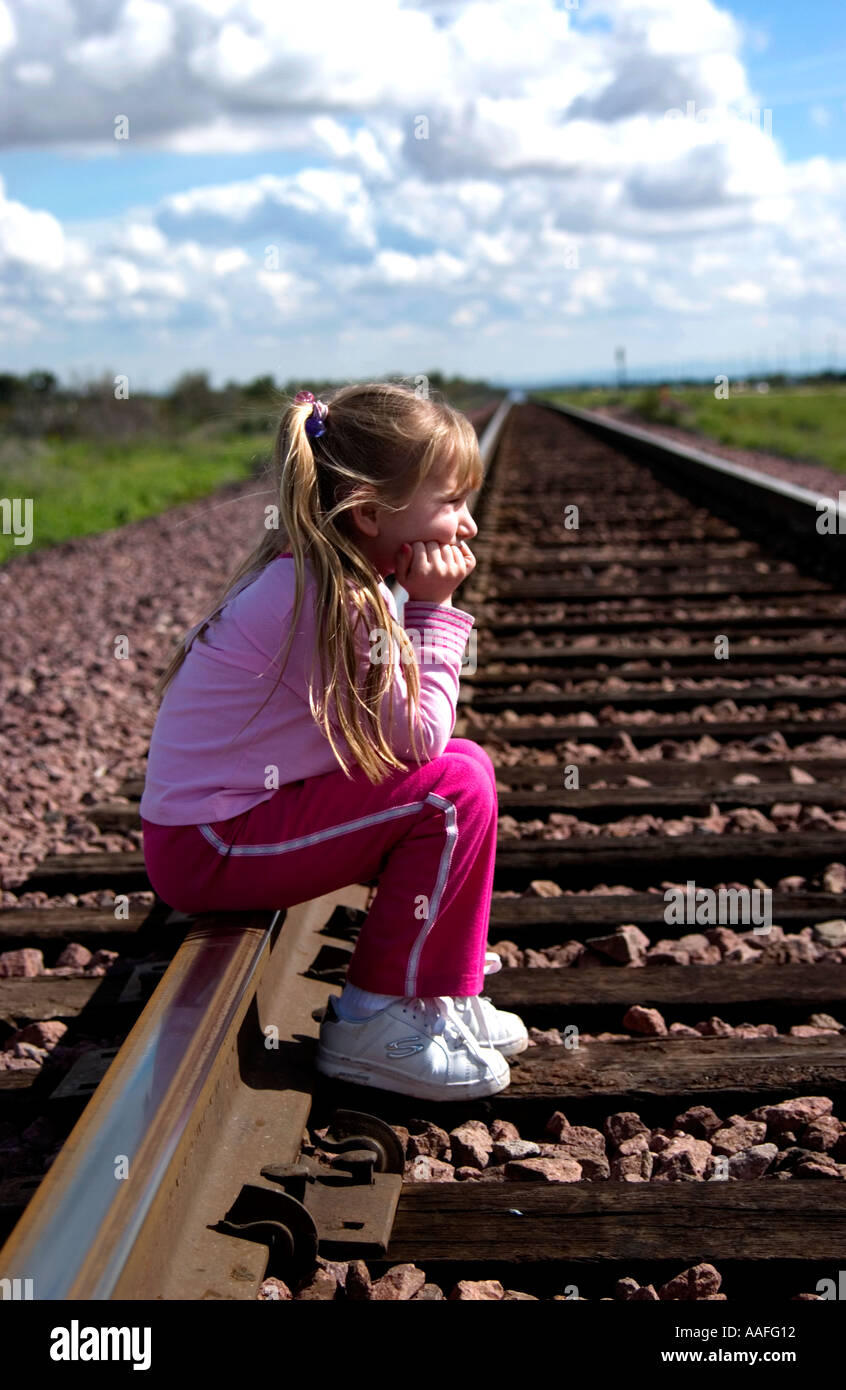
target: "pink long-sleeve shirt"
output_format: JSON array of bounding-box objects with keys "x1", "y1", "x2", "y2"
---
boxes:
[{"x1": 139, "y1": 552, "x2": 475, "y2": 826}]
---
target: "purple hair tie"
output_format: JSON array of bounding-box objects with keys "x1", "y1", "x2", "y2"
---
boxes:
[{"x1": 294, "y1": 389, "x2": 328, "y2": 439}]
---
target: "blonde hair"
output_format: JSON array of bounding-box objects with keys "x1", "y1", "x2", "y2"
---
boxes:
[{"x1": 153, "y1": 381, "x2": 483, "y2": 785}]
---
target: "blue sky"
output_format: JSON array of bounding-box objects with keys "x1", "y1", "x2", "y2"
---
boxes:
[{"x1": 1, "y1": 0, "x2": 844, "y2": 390}]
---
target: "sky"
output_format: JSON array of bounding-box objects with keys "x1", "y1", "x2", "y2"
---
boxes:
[{"x1": 1, "y1": 0, "x2": 844, "y2": 391}]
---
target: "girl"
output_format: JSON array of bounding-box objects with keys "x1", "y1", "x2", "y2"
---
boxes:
[{"x1": 140, "y1": 381, "x2": 527, "y2": 1102}]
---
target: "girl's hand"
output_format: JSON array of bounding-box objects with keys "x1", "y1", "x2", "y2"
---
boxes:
[{"x1": 394, "y1": 539, "x2": 476, "y2": 605}]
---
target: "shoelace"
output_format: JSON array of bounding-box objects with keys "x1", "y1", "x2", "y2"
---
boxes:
[
  {"x1": 453, "y1": 995, "x2": 495, "y2": 1046},
  {"x1": 404, "y1": 996, "x2": 494, "y2": 1070}
]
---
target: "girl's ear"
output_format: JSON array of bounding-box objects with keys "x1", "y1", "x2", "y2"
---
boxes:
[{"x1": 350, "y1": 500, "x2": 381, "y2": 538}]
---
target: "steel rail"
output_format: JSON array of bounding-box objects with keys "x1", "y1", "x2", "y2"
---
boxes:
[
  {"x1": 540, "y1": 400, "x2": 846, "y2": 586},
  {"x1": 0, "y1": 912, "x2": 279, "y2": 1297}
]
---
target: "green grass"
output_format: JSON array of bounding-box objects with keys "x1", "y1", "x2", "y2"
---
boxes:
[
  {"x1": 0, "y1": 429, "x2": 273, "y2": 564},
  {"x1": 539, "y1": 384, "x2": 846, "y2": 476}
]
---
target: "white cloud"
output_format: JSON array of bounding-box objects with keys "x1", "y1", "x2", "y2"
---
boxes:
[
  {"x1": 0, "y1": 180, "x2": 66, "y2": 269},
  {"x1": 66, "y1": 0, "x2": 175, "y2": 86},
  {"x1": 14, "y1": 59, "x2": 51, "y2": 84},
  {"x1": 1, "y1": 0, "x2": 844, "y2": 379},
  {"x1": 722, "y1": 280, "x2": 766, "y2": 305},
  {"x1": 0, "y1": 1, "x2": 15, "y2": 61}
]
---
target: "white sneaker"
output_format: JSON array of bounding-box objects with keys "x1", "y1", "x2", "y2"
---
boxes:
[
  {"x1": 453, "y1": 995, "x2": 529, "y2": 1057},
  {"x1": 316, "y1": 995, "x2": 511, "y2": 1101}
]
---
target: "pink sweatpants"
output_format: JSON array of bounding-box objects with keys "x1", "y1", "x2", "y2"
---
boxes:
[{"x1": 141, "y1": 738, "x2": 497, "y2": 997}]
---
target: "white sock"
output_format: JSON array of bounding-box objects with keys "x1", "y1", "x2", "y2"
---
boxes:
[{"x1": 336, "y1": 982, "x2": 401, "y2": 1021}]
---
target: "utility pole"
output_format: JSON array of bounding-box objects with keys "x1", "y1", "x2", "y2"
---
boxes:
[{"x1": 615, "y1": 347, "x2": 626, "y2": 388}]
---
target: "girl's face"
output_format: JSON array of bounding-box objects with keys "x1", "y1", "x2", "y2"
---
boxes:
[{"x1": 350, "y1": 456, "x2": 478, "y2": 579}]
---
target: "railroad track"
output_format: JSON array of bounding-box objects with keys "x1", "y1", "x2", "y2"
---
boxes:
[{"x1": 3, "y1": 396, "x2": 846, "y2": 1313}]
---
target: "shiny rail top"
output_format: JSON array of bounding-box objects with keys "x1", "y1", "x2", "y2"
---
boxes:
[{"x1": 0, "y1": 912, "x2": 278, "y2": 1299}]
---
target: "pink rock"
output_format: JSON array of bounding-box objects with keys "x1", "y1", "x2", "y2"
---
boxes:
[
  {"x1": 528, "y1": 1027, "x2": 564, "y2": 1046},
  {"x1": 723, "y1": 941, "x2": 765, "y2": 964},
  {"x1": 405, "y1": 1122, "x2": 451, "y2": 1160},
  {"x1": 370, "y1": 1264, "x2": 426, "y2": 1301},
  {"x1": 788, "y1": 767, "x2": 816, "y2": 786},
  {"x1": 258, "y1": 1278, "x2": 292, "y2": 1300},
  {"x1": 86, "y1": 949, "x2": 119, "y2": 970},
  {"x1": 694, "y1": 1017, "x2": 735, "y2": 1037},
  {"x1": 489, "y1": 941, "x2": 524, "y2": 967},
  {"x1": 604, "y1": 1111, "x2": 649, "y2": 1145},
  {"x1": 623, "y1": 1005, "x2": 667, "y2": 1036},
  {"x1": 611, "y1": 1150, "x2": 653, "y2": 1180},
  {"x1": 491, "y1": 1139, "x2": 541, "y2": 1164},
  {"x1": 677, "y1": 933, "x2": 712, "y2": 954},
  {"x1": 674, "y1": 1106, "x2": 723, "y2": 1139},
  {"x1": 545, "y1": 1118, "x2": 606, "y2": 1155},
  {"x1": 316, "y1": 1257, "x2": 349, "y2": 1287},
  {"x1": 524, "y1": 948, "x2": 555, "y2": 968},
  {"x1": 404, "y1": 1156, "x2": 455, "y2": 1182},
  {"x1": 6, "y1": 1020, "x2": 67, "y2": 1052},
  {"x1": 585, "y1": 924, "x2": 650, "y2": 965},
  {"x1": 544, "y1": 941, "x2": 586, "y2": 967},
  {"x1": 683, "y1": 942, "x2": 722, "y2": 965},
  {"x1": 658, "y1": 1263, "x2": 722, "y2": 1300},
  {"x1": 412, "y1": 1284, "x2": 445, "y2": 1300},
  {"x1": 668, "y1": 1023, "x2": 701, "y2": 1037},
  {"x1": 545, "y1": 1110, "x2": 570, "y2": 1139},
  {"x1": 574, "y1": 1152, "x2": 611, "y2": 1180},
  {"x1": 345, "y1": 1260, "x2": 373, "y2": 1301},
  {"x1": 454, "y1": 1166, "x2": 485, "y2": 1180},
  {"x1": 617, "y1": 1134, "x2": 650, "y2": 1156},
  {"x1": 55, "y1": 942, "x2": 92, "y2": 969},
  {"x1": 790, "y1": 1025, "x2": 840, "y2": 1037},
  {"x1": 391, "y1": 1125, "x2": 409, "y2": 1157},
  {"x1": 727, "y1": 1144, "x2": 778, "y2": 1178},
  {"x1": 490, "y1": 1118, "x2": 521, "y2": 1143},
  {"x1": 812, "y1": 921, "x2": 846, "y2": 949},
  {"x1": 646, "y1": 942, "x2": 690, "y2": 966},
  {"x1": 295, "y1": 1268, "x2": 338, "y2": 1300},
  {"x1": 449, "y1": 1120, "x2": 493, "y2": 1170},
  {"x1": 710, "y1": 1120, "x2": 768, "y2": 1156},
  {"x1": 747, "y1": 1097, "x2": 833, "y2": 1134},
  {"x1": 652, "y1": 1136, "x2": 712, "y2": 1181},
  {"x1": 822, "y1": 863, "x2": 846, "y2": 893},
  {"x1": 706, "y1": 927, "x2": 744, "y2": 953},
  {"x1": 758, "y1": 936, "x2": 820, "y2": 965},
  {"x1": 616, "y1": 1278, "x2": 659, "y2": 1300},
  {"x1": 800, "y1": 1117, "x2": 842, "y2": 1152},
  {"x1": 0, "y1": 948, "x2": 44, "y2": 978},
  {"x1": 794, "y1": 1160, "x2": 843, "y2": 1179},
  {"x1": 0, "y1": 1053, "x2": 40, "y2": 1072},
  {"x1": 449, "y1": 1280, "x2": 505, "y2": 1300},
  {"x1": 11, "y1": 1042, "x2": 47, "y2": 1062},
  {"x1": 505, "y1": 1156, "x2": 582, "y2": 1183},
  {"x1": 727, "y1": 807, "x2": 775, "y2": 832}
]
